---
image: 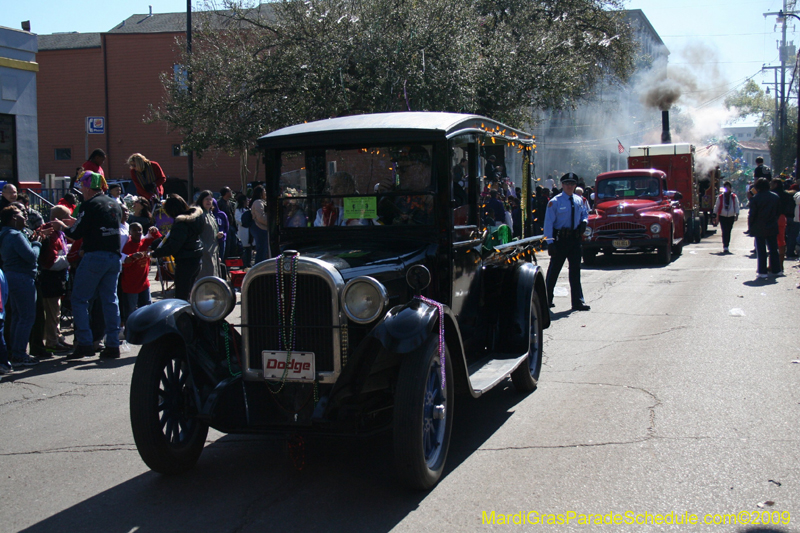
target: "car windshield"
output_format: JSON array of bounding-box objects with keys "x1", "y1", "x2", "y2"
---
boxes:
[
  {"x1": 277, "y1": 145, "x2": 435, "y2": 227},
  {"x1": 596, "y1": 176, "x2": 660, "y2": 200}
]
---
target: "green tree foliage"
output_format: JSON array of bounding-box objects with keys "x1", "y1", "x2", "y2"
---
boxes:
[
  {"x1": 152, "y1": 0, "x2": 634, "y2": 167},
  {"x1": 725, "y1": 79, "x2": 798, "y2": 172}
]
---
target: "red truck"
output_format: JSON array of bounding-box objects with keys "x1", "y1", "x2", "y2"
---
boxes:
[
  {"x1": 583, "y1": 169, "x2": 685, "y2": 264},
  {"x1": 627, "y1": 143, "x2": 706, "y2": 243}
]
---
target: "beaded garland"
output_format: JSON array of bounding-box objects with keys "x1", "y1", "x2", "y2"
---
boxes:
[
  {"x1": 267, "y1": 252, "x2": 299, "y2": 393},
  {"x1": 416, "y1": 296, "x2": 446, "y2": 388}
]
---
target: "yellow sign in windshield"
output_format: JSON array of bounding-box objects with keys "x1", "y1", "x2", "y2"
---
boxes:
[{"x1": 343, "y1": 197, "x2": 377, "y2": 219}]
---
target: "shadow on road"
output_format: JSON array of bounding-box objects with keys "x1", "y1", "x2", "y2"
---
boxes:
[{"x1": 21, "y1": 381, "x2": 527, "y2": 533}]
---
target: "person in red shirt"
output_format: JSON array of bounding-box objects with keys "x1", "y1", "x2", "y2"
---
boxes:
[
  {"x1": 127, "y1": 153, "x2": 166, "y2": 201},
  {"x1": 120, "y1": 223, "x2": 161, "y2": 323},
  {"x1": 80, "y1": 149, "x2": 109, "y2": 192}
]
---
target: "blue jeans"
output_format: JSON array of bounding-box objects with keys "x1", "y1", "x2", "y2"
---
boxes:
[
  {"x1": 72, "y1": 252, "x2": 121, "y2": 348},
  {"x1": 250, "y1": 224, "x2": 271, "y2": 265},
  {"x1": 5, "y1": 271, "x2": 36, "y2": 360},
  {"x1": 124, "y1": 287, "x2": 151, "y2": 319}
]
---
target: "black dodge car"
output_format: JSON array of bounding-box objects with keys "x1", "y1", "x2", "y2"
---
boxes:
[{"x1": 127, "y1": 112, "x2": 550, "y2": 490}]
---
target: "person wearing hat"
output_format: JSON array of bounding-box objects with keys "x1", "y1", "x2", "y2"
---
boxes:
[
  {"x1": 54, "y1": 171, "x2": 124, "y2": 360},
  {"x1": 543, "y1": 172, "x2": 590, "y2": 311}
]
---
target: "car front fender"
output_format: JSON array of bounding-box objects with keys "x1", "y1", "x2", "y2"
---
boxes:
[{"x1": 126, "y1": 299, "x2": 197, "y2": 346}]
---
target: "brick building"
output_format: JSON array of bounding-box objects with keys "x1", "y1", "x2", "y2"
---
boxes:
[{"x1": 37, "y1": 12, "x2": 257, "y2": 195}]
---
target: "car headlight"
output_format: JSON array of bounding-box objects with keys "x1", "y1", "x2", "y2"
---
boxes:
[
  {"x1": 341, "y1": 276, "x2": 388, "y2": 324},
  {"x1": 190, "y1": 276, "x2": 236, "y2": 322},
  {"x1": 584, "y1": 226, "x2": 593, "y2": 237},
  {"x1": 650, "y1": 223, "x2": 662, "y2": 234}
]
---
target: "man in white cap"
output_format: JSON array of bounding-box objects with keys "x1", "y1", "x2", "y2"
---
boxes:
[{"x1": 544, "y1": 172, "x2": 590, "y2": 311}]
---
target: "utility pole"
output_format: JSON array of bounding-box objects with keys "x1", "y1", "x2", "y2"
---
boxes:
[
  {"x1": 762, "y1": 66, "x2": 782, "y2": 139},
  {"x1": 765, "y1": 2, "x2": 798, "y2": 171},
  {"x1": 186, "y1": 0, "x2": 194, "y2": 202}
]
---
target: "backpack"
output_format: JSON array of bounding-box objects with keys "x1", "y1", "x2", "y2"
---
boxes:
[{"x1": 240, "y1": 209, "x2": 254, "y2": 228}]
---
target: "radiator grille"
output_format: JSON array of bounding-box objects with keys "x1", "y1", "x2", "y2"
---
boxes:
[{"x1": 246, "y1": 273, "x2": 335, "y2": 372}]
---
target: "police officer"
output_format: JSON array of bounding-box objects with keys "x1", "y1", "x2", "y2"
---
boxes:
[{"x1": 544, "y1": 173, "x2": 590, "y2": 311}]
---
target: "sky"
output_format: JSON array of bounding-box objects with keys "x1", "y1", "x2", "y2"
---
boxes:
[
  {"x1": 1, "y1": 0, "x2": 794, "y2": 128},
  {"x1": 626, "y1": 0, "x2": 793, "y2": 127}
]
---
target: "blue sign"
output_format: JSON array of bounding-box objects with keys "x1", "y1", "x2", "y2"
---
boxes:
[{"x1": 86, "y1": 116, "x2": 105, "y2": 134}]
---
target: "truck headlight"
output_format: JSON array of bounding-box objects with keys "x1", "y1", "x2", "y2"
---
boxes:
[
  {"x1": 650, "y1": 223, "x2": 662, "y2": 234},
  {"x1": 190, "y1": 276, "x2": 235, "y2": 322},
  {"x1": 584, "y1": 226, "x2": 593, "y2": 237},
  {"x1": 342, "y1": 276, "x2": 388, "y2": 324}
]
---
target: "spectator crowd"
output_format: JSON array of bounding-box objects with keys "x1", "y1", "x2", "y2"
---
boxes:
[{"x1": 0, "y1": 150, "x2": 270, "y2": 375}]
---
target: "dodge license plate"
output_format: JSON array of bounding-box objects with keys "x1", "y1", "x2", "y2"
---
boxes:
[
  {"x1": 262, "y1": 351, "x2": 315, "y2": 382},
  {"x1": 612, "y1": 239, "x2": 630, "y2": 248}
]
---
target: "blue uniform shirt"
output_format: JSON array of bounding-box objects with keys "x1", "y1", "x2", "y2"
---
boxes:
[{"x1": 543, "y1": 192, "x2": 589, "y2": 243}]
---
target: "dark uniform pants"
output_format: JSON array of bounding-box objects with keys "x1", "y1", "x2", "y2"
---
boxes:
[{"x1": 546, "y1": 237, "x2": 585, "y2": 308}]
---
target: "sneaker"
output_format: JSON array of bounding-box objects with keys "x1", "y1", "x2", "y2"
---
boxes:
[
  {"x1": 93, "y1": 340, "x2": 105, "y2": 352},
  {"x1": 30, "y1": 346, "x2": 50, "y2": 358},
  {"x1": 775, "y1": 271, "x2": 785, "y2": 277},
  {"x1": 572, "y1": 303, "x2": 591, "y2": 311},
  {"x1": 11, "y1": 355, "x2": 39, "y2": 367},
  {"x1": 756, "y1": 273, "x2": 769, "y2": 279},
  {"x1": 99, "y1": 345, "x2": 120, "y2": 359},
  {"x1": 723, "y1": 247, "x2": 729, "y2": 253},
  {"x1": 0, "y1": 363, "x2": 12, "y2": 375},
  {"x1": 46, "y1": 341, "x2": 73, "y2": 353},
  {"x1": 65, "y1": 344, "x2": 94, "y2": 360}
]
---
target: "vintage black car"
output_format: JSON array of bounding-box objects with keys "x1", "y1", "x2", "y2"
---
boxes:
[{"x1": 127, "y1": 112, "x2": 550, "y2": 490}]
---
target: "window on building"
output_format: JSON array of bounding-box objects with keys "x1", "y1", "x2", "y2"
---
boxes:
[
  {"x1": 0, "y1": 113, "x2": 16, "y2": 182},
  {"x1": 54, "y1": 148, "x2": 72, "y2": 160}
]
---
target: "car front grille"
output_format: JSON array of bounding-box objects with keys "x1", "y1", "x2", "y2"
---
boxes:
[
  {"x1": 245, "y1": 272, "x2": 335, "y2": 373},
  {"x1": 595, "y1": 221, "x2": 647, "y2": 239}
]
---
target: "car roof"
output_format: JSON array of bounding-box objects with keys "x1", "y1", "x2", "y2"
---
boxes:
[
  {"x1": 596, "y1": 169, "x2": 667, "y2": 180},
  {"x1": 257, "y1": 112, "x2": 535, "y2": 150}
]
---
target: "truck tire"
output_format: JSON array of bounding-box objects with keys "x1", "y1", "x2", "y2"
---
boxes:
[
  {"x1": 393, "y1": 343, "x2": 453, "y2": 490},
  {"x1": 657, "y1": 230, "x2": 673, "y2": 264},
  {"x1": 693, "y1": 216, "x2": 702, "y2": 242},
  {"x1": 130, "y1": 338, "x2": 209, "y2": 474},
  {"x1": 511, "y1": 291, "x2": 544, "y2": 392}
]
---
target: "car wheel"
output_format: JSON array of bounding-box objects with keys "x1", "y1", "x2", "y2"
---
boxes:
[
  {"x1": 393, "y1": 343, "x2": 453, "y2": 490},
  {"x1": 657, "y1": 230, "x2": 673, "y2": 264},
  {"x1": 582, "y1": 250, "x2": 597, "y2": 265},
  {"x1": 511, "y1": 291, "x2": 543, "y2": 392},
  {"x1": 130, "y1": 338, "x2": 209, "y2": 474}
]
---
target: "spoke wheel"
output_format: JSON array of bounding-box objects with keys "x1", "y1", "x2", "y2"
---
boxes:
[
  {"x1": 130, "y1": 339, "x2": 209, "y2": 474},
  {"x1": 511, "y1": 291, "x2": 543, "y2": 392},
  {"x1": 394, "y1": 344, "x2": 453, "y2": 490}
]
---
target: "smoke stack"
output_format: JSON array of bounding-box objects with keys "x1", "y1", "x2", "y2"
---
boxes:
[{"x1": 661, "y1": 110, "x2": 671, "y2": 144}]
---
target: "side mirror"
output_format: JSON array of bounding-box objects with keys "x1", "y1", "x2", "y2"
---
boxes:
[{"x1": 665, "y1": 190, "x2": 682, "y2": 200}]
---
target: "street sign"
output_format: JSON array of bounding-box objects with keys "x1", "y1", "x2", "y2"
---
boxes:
[{"x1": 86, "y1": 117, "x2": 105, "y2": 134}]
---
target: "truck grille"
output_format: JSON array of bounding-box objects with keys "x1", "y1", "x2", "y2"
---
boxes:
[
  {"x1": 596, "y1": 222, "x2": 647, "y2": 239},
  {"x1": 245, "y1": 273, "x2": 335, "y2": 372}
]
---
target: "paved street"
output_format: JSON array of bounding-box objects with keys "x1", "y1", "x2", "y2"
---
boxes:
[{"x1": 1, "y1": 224, "x2": 798, "y2": 533}]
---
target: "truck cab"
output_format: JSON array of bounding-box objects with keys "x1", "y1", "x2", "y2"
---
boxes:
[{"x1": 583, "y1": 169, "x2": 685, "y2": 264}]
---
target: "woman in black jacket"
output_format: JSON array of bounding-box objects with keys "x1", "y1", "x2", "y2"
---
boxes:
[{"x1": 150, "y1": 195, "x2": 204, "y2": 300}]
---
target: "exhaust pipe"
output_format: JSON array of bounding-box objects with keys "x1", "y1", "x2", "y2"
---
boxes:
[{"x1": 661, "y1": 110, "x2": 671, "y2": 144}]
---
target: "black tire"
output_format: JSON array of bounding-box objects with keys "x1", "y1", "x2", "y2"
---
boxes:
[
  {"x1": 393, "y1": 344, "x2": 454, "y2": 490},
  {"x1": 582, "y1": 250, "x2": 597, "y2": 265},
  {"x1": 511, "y1": 291, "x2": 544, "y2": 392},
  {"x1": 693, "y1": 216, "x2": 702, "y2": 242},
  {"x1": 657, "y1": 230, "x2": 673, "y2": 264},
  {"x1": 130, "y1": 338, "x2": 209, "y2": 474}
]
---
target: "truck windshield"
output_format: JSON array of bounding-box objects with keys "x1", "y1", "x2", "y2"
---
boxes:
[
  {"x1": 596, "y1": 177, "x2": 660, "y2": 200},
  {"x1": 277, "y1": 145, "x2": 435, "y2": 227}
]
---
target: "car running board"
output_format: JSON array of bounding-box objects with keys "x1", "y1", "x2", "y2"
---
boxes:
[{"x1": 467, "y1": 353, "x2": 528, "y2": 396}]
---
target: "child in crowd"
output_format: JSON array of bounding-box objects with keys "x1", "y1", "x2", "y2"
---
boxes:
[{"x1": 120, "y1": 223, "x2": 161, "y2": 325}]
